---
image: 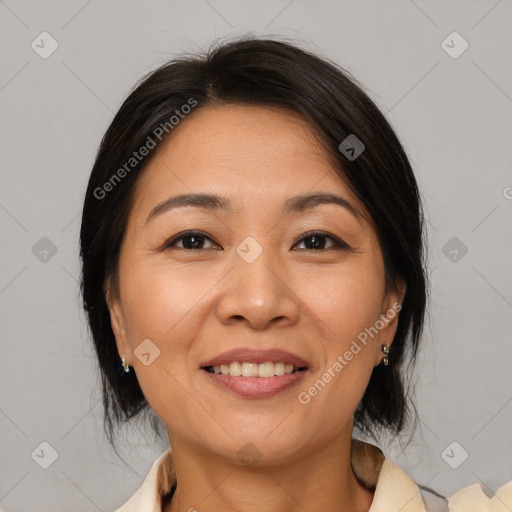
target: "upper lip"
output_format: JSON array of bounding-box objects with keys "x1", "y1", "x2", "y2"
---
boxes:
[{"x1": 200, "y1": 348, "x2": 310, "y2": 369}]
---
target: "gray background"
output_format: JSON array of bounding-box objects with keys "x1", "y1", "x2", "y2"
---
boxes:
[{"x1": 1, "y1": 0, "x2": 511, "y2": 510}]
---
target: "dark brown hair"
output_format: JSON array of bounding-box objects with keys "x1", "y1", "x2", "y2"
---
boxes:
[{"x1": 80, "y1": 36, "x2": 428, "y2": 449}]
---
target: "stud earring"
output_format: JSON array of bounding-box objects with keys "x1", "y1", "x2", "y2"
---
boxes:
[
  {"x1": 122, "y1": 354, "x2": 130, "y2": 373},
  {"x1": 381, "y1": 343, "x2": 390, "y2": 366}
]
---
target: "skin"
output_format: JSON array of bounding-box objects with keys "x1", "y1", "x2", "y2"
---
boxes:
[{"x1": 108, "y1": 104, "x2": 405, "y2": 512}]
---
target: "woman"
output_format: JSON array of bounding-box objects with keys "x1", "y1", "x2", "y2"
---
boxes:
[{"x1": 79, "y1": 37, "x2": 511, "y2": 511}]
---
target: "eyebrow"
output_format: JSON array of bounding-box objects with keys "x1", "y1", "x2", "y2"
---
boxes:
[{"x1": 145, "y1": 192, "x2": 362, "y2": 225}]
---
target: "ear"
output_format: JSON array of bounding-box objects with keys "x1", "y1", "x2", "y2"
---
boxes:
[
  {"x1": 373, "y1": 278, "x2": 406, "y2": 367},
  {"x1": 105, "y1": 277, "x2": 131, "y2": 364}
]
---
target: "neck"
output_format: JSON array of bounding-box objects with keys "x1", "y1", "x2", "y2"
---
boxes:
[{"x1": 164, "y1": 430, "x2": 374, "y2": 512}]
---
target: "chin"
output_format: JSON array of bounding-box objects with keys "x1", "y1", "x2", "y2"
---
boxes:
[{"x1": 213, "y1": 430, "x2": 309, "y2": 468}]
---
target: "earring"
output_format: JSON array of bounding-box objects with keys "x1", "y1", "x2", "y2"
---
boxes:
[
  {"x1": 122, "y1": 354, "x2": 130, "y2": 373},
  {"x1": 381, "y1": 343, "x2": 390, "y2": 366}
]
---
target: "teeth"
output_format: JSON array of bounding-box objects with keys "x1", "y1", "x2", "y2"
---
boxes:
[
  {"x1": 274, "y1": 362, "x2": 285, "y2": 376},
  {"x1": 241, "y1": 362, "x2": 258, "y2": 377},
  {"x1": 207, "y1": 361, "x2": 303, "y2": 377},
  {"x1": 229, "y1": 361, "x2": 242, "y2": 376},
  {"x1": 258, "y1": 362, "x2": 274, "y2": 377}
]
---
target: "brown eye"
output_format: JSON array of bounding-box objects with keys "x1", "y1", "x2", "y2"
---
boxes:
[
  {"x1": 293, "y1": 231, "x2": 349, "y2": 251},
  {"x1": 164, "y1": 231, "x2": 220, "y2": 250}
]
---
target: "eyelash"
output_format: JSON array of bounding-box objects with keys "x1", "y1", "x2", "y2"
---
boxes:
[{"x1": 163, "y1": 230, "x2": 350, "y2": 251}]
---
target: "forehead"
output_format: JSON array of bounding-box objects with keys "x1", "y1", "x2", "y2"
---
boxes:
[{"x1": 133, "y1": 104, "x2": 363, "y2": 216}]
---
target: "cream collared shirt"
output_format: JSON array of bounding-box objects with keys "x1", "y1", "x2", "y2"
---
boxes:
[{"x1": 115, "y1": 439, "x2": 512, "y2": 512}]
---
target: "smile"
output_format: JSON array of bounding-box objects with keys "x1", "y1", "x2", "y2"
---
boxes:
[
  {"x1": 202, "y1": 361, "x2": 307, "y2": 377},
  {"x1": 201, "y1": 363, "x2": 309, "y2": 399}
]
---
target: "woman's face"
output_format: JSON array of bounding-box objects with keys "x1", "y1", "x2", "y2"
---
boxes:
[{"x1": 108, "y1": 104, "x2": 404, "y2": 464}]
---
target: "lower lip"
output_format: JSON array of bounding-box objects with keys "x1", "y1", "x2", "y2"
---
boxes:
[{"x1": 202, "y1": 369, "x2": 308, "y2": 398}]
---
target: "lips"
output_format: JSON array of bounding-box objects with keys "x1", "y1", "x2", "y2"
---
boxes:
[
  {"x1": 199, "y1": 348, "x2": 311, "y2": 398},
  {"x1": 203, "y1": 369, "x2": 308, "y2": 398},
  {"x1": 200, "y1": 347, "x2": 310, "y2": 369}
]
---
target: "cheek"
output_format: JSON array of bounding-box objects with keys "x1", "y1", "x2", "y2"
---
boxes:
[
  {"x1": 292, "y1": 259, "x2": 383, "y2": 423},
  {"x1": 299, "y1": 258, "x2": 385, "y2": 343},
  {"x1": 117, "y1": 259, "x2": 213, "y2": 423},
  {"x1": 119, "y1": 257, "x2": 212, "y2": 345}
]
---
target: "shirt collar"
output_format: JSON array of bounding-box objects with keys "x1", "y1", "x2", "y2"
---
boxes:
[{"x1": 115, "y1": 438, "x2": 427, "y2": 512}]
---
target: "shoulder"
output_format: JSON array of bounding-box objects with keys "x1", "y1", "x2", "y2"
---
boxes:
[
  {"x1": 353, "y1": 440, "x2": 445, "y2": 511},
  {"x1": 375, "y1": 460, "x2": 512, "y2": 511},
  {"x1": 371, "y1": 459, "x2": 440, "y2": 511},
  {"x1": 418, "y1": 479, "x2": 512, "y2": 511},
  {"x1": 376, "y1": 460, "x2": 512, "y2": 512},
  {"x1": 357, "y1": 439, "x2": 512, "y2": 512},
  {"x1": 114, "y1": 449, "x2": 175, "y2": 512},
  {"x1": 447, "y1": 480, "x2": 512, "y2": 511}
]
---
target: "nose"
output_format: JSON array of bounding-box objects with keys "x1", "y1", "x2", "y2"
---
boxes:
[{"x1": 215, "y1": 248, "x2": 300, "y2": 330}]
